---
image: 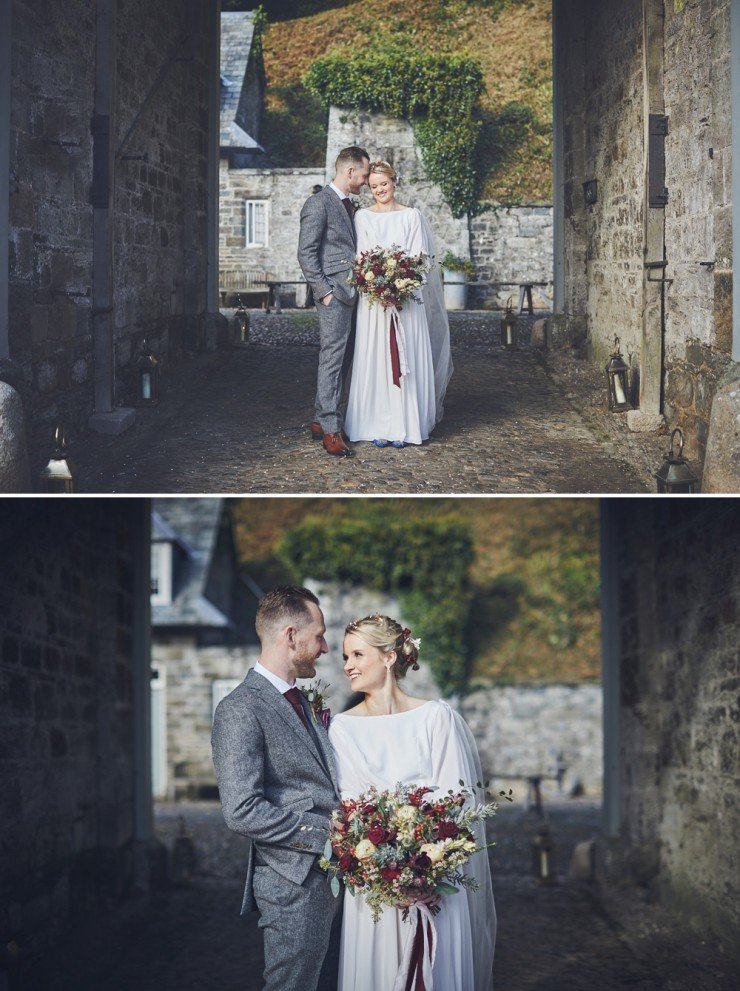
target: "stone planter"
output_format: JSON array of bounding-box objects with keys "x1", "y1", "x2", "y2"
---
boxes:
[{"x1": 442, "y1": 268, "x2": 467, "y2": 310}]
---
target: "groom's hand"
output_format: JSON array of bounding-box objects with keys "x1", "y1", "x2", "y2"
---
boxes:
[{"x1": 322, "y1": 292, "x2": 333, "y2": 305}]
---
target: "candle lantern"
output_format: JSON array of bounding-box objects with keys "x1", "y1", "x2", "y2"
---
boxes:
[
  {"x1": 137, "y1": 340, "x2": 160, "y2": 406},
  {"x1": 233, "y1": 296, "x2": 250, "y2": 347},
  {"x1": 655, "y1": 428, "x2": 699, "y2": 493},
  {"x1": 501, "y1": 297, "x2": 518, "y2": 348},
  {"x1": 39, "y1": 425, "x2": 75, "y2": 494},
  {"x1": 604, "y1": 336, "x2": 631, "y2": 411},
  {"x1": 531, "y1": 820, "x2": 557, "y2": 885}
]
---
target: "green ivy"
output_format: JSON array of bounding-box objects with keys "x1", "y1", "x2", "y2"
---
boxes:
[
  {"x1": 304, "y1": 45, "x2": 486, "y2": 219},
  {"x1": 277, "y1": 512, "x2": 475, "y2": 698}
]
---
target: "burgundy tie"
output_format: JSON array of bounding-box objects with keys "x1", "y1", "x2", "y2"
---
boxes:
[
  {"x1": 284, "y1": 687, "x2": 309, "y2": 729},
  {"x1": 342, "y1": 197, "x2": 355, "y2": 224}
]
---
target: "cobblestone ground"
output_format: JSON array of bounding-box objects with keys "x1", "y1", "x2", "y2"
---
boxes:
[
  {"x1": 71, "y1": 313, "x2": 651, "y2": 494},
  {"x1": 9, "y1": 799, "x2": 735, "y2": 991}
]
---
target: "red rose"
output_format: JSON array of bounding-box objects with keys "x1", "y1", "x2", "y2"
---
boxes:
[
  {"x1": 437, "y1": 820, "x2": 459, "y2": 839},
  {"x1": 381, "y1": 867, "x2": 402, "y2": 882},
  {"x1": 339, "y1": 853, "x2": 359, "y2": 873},
  {"x1": 372, "y1": 265, "x2": 382, "y2": 276},
  {"x1": 368, "y1": 826, "x2": 391, "y2": 845},
  {"x1": 411, "y1": 852, "x2": 431, "y2": 870}
]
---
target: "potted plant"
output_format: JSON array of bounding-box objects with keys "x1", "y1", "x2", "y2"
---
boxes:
[{"x1": 440, "y1": 251, "x2": 475, "y2": 310}]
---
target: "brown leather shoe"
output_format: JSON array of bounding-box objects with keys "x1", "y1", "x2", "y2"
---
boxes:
[
  {"x1": 312, "y1": 422, "x2": 349, "y2": 443},
  {"x1": 323, "y1": 432, "x2": 353, "y2": 457}
]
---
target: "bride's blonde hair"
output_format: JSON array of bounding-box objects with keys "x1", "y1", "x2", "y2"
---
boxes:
[
  {"x1": 345, "y1": 614, "x2": 419, "y2": 679},
  {"x1": 368, "y1": 159, "x2": 398, "y2": 183}
]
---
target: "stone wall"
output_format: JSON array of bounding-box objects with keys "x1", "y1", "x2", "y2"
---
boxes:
[
  {"x1": 555, "y1": 0, "x2": 735, "y2": 464},
  {"x1": 462, "y1": 684, "x2": 602, "y2": 797},
  {"x1": 219, "y1": 162, "x2": 325, "y2": 287},
  {"x1": 325, "y1": 107, "x2": 470, "y2": 259},
  {"x1": 152, "y1": 637, "x2": 259, "y2": 800},
  {"x1": 7, "y1": 0, "x2": 216, "y2": 457},
  {"x1": 0, "y1": 501, "x2": 145, "y2": 948},
  {"x1": 609, "y1": 500, "x2": 739, "y2": 945},
  {"x1": 470, "y1": 206, "x2": 554, "y2": 310}
]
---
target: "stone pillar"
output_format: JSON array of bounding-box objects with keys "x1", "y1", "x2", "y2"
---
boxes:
[
  {"x1": 551, "y1": 0, "x2": 565, "y2": 315},
  {"x1": 633, "y1": 0, "x2": 667, "y2": 427},
  {"x1": 206, "y1": 0, "x2": 221, "y2": 317},
  {"x1": 0, "y1": 381, "x2": 30, "y2": 492},
  {"x1": 732, "y1": 0, "x2": 740, "y2": 361},
  {"x1": 89, "y1": 0, "x2": 135, "y2": 435},
  {"x1": 0, "y1": 0, "x2": 10, "y2": 360},
  {"x1": 600, "y1": 501, "x2": 621, "y2": 838}
]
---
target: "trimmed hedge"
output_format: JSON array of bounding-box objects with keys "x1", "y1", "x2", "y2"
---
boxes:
[
  {"x1": 277, "y1": 512, "x2": 475, "y2": 697},
  {"x1": 304, "y1": 46, "x2": 486, "y2": 219}
]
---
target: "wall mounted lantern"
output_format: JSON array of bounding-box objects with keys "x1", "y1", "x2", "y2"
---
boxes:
[
  {"x1": 655, "y1": 428, "x2": 699, "y2": 493},
  {"x1": 604, "y1": 336, "x2": 632, "y2": 411},
  {"x1": 583, "y1": 179, "x2": 598, "y2": 206},
  {"x1": 39, "y1": 425, "x2": 75, "y2": 494}
]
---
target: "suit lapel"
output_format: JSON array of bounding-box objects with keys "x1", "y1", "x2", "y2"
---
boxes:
[
  {"x1": 324, "y1": 185, "x2": 356, "y2": 245},
  {"x1": 246, "y1": 669, "x2": 329, "y2": 777}
]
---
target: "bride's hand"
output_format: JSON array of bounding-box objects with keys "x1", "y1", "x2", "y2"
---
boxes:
[{"x1": 396, "y1": 893, "x2": 441, "y2": 910}]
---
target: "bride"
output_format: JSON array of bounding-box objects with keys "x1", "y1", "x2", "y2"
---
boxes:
[
  {"x1": 345, "y1": 161, "x2": 453, "y2": 447},
  {"x1": 328, "y1": 614, "x2": 495, "y2": 991}
]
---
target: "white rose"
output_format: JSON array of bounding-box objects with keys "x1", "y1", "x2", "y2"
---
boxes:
[
  {"x1": 354, "y1": 839, "x2": 377, "y2": 859},
  {"x1": 365, "y1": 271, "x2": 375, "y2": 282},
  {"x1": 394, "y1": 805, "x2": 418, "y2": 823},
  {"x1": 419, "y1": 842, "x2": 445, "y2": 864}
]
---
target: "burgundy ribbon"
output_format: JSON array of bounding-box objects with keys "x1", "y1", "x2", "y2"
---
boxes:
[
  {"x1": 390, "y1": 310, "x2": 402, "y2": 389},
  {"x1": 404, "y1": 913, "x2": 433, "y2": 991}
]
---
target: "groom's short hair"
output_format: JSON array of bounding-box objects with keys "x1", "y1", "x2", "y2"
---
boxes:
[
  {"x1": 255, "y1": 585, "x2": 320, "y2": 643},
  {"x1": 335, "y1": 145, "x2": 370, "y2": 172}
]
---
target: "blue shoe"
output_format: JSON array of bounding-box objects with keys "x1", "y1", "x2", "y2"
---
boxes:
[
  {"x1": 391, "y1": 441, "x2": 407, "y2": 449},
  {"x1": 372, "y1": 439, "x2": 389, "y2": 448}
]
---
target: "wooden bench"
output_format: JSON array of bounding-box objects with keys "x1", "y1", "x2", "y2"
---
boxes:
[
  {"x1": 443, "y1": 279, "x2": 553, "y2": 312},
  {"x1": 219, "y1": 269, "x2": 273, "y2": 309}
]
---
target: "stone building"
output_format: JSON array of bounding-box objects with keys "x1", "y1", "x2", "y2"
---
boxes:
[
  {"x1": 552, "y1": 0, "x2": 739, "y2": 479},
  {"x1": 150, "y1": 498, "x2": 260, "y2": 800},
  {"x1": 600, "y1": 499, "x2": 740, "y2": 946},
  {"x1": 0, "y1": 500, "x2": 153, "y2": 953},
  {"x1": 1, "y1": 0, "x2": 221, "y2": 474}
]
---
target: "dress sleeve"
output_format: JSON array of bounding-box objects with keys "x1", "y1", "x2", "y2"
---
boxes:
[
  {"x1": 405, "y1": 208, "x2": 425, "y2": 256},
  {"x1": 429, "y1": 702, "x2": 496, "y2": 991},
  {"x1": 355, "y1": 210, "x2": 371, "y2": 256}
]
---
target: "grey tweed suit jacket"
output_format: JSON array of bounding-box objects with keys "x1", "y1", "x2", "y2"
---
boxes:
[
  {"x1": 212, "y1": 668, "x2": 340, "y2": 914},
  {"x1": 297, "y1": 185, "x2": 357, "y2": 306}
]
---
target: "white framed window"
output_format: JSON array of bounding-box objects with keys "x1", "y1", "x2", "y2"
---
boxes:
[
  {"x1": 245, "y1": 199, "x2": 269, "y2": 247},
  {"x1": 150, "y1": 542, "x2": 173, "y2": 605},
  {"x1": 212, "y1": 678, "x2": 242, "y2": 720}
]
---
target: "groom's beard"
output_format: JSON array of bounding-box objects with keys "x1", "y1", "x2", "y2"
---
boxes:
[{"x1": 294, "y1": 653, "x2": 319, "y2": 679}]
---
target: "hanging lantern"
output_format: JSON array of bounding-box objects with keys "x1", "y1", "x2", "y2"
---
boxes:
[
  {"x1": 604, "y1": 336, "x2": 631, "y2": 411},
  {"x1": 655, "y1": 428, "x2": 700, "y2": 493},
  {"x1": 531, "y1": 820, "x2": 557, "y2": 885},
  {"x1": 137, "y1": 340, "x2": 160, "y2": 406},
  {"x1": 233, "y1": 295, "x2": 250, "y2": 347},
  {"x1": 501, "y1": 297, "x2": 518, "y2": 348},
  {"x1": 39, "y1": 425, "x2": 75, "y2": 494}
]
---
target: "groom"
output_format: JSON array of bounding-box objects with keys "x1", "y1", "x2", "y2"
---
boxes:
[
  {"x1": 298, "y1": 145, "x2": 371, "y2": 457},
  {"x1": 211, "y1": 586, "x2": 342, "y2": 991}
]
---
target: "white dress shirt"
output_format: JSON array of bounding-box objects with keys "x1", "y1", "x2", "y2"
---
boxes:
[{"x1": 253, "y1": 660, "x2": 294, "y2": 694}]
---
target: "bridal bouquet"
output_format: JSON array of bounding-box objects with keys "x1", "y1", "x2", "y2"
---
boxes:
[
  {"x1": 351, "y1": 245, "x2": 429, "y2": 310},
  {"x1": 319, "y1": 781, "x2": 500, "y2": 922}
]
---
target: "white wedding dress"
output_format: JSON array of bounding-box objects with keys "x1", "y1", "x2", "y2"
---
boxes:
[
  {"x1": 345, "y1": 208, "x2": 453, "y2": 445},
  {"x1": 328, "y1": 700, "x2": 495, "y2": 991}
]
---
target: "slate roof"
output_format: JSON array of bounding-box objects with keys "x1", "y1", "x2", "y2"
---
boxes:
[
  {"x1": 151, "y1": 498, "x2": 232, "y2": 629},
  {"x1": 220, "y1": 12, "x2": 263, "y2": 151}
]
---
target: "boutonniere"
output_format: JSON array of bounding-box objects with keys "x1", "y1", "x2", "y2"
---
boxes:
[{"x1": 300, "y1": 679, "x2": 331, "y2": 729}]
